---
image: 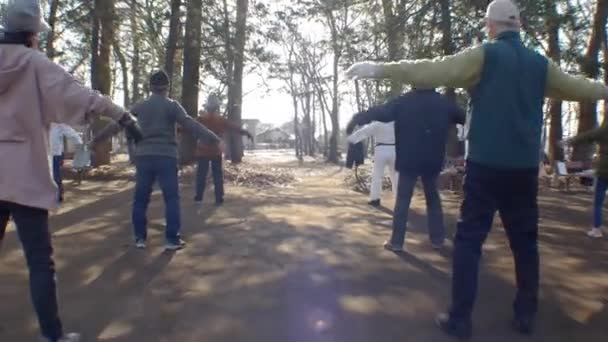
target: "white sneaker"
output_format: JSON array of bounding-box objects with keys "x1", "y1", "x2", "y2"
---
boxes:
[
  {"x1": 135, "y1": 239, "x2": 146, "y2": 249},
  {"x1": 41, "y1": 333, "x2": 81, "y2": 342},
  {"x1": 587, "y1": 228, "x2": 604, "y2": 238}
]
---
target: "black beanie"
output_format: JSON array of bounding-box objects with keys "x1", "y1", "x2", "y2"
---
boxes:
[{"x1": 149, "y1": 70, "x2": 169, "y2": 90}]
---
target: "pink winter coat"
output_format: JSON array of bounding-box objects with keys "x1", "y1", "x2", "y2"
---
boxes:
[{"x1": 0, "y1": 45, "x2": 125, "y2": 210}]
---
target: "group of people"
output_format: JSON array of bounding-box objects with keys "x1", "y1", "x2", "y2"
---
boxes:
[
  {"x1": 344, "y1": 0, "x2": 608, "y2": 338},
  {"x1": 2, "y1": 0, "x2": 608, "y2": 341}
]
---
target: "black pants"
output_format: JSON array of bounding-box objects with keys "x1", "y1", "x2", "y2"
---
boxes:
[
  {"x1": 52, "y1": 154, "x2": 64, "y2": 201},
  {"x1": 391, "y1": 172, "x2": 445, "y2": 246},
  {"x1": 450, "y1": 162, "x2": 539, "y2": 322},
  {"x1": 194, "y1": 156, "x2": 224, "y2": 202},
  {"x1": 0, "y1": 201, "x2": 63, "y2": 340}
]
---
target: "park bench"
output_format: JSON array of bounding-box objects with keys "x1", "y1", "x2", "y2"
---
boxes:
[{"x1": 553, "y1": 161, "x2": 594, "y2": 192}]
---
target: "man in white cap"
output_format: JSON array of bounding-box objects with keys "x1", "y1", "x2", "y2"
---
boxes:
[
  {"x1": 0, "y1": 1, "x2": 141, "y2": 341},
  {"x1": 347, "y1": 0, "x2": 608, "y2": 338},
  {"x1": 347, "y1": 121, "x2": 397, "y2": 207}
]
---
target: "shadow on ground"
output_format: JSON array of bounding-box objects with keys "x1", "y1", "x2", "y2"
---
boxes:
[{"x1": 1, "y1": 158, "x2": 607, "y2": 342}]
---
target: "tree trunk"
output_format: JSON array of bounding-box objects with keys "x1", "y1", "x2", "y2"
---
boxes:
[
  {"x1": 113, "y1": 39, "x2": 130, "y2": 108},
  {"x1": 573, "y1": 0, "x2": 608, "y2": 161},
  {"x1": 325, "y1": 9, "x2": 341, "y2": 164},
  {"x1": 180, "y1": 0, "x2": 203, "y2": 164},
  {"x1": 227, "y1": 0, "x2": 249, "y2": 164},
  {"x1": 164, "y1": 0, "x2": 182, "y2": 96},
  {"x1": 45, "y1": 0, "x2": 60, "y2": 59},
  {"x1": 91, "y1": 0, "x2": 115, "y2": 166},
  {"x1": 546, "y1": 0, "x2": 563, "y2": 162},
  {"x1": 438, "y1": 0, "x2": 461, "y2": 158},
  {"x1": 381, "y1": 0, "x2": 406, "y2": 97},
  {"x1": 130, "y1": 0, "x2": 142, "y2": 104},
  {"x1": 319, "y1": 89, "x2": 329, "y2": 156}
]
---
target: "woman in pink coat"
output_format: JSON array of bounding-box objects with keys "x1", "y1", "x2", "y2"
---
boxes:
[{"x1": 0, "y1": 1, "x2": 140, "y2": 341}]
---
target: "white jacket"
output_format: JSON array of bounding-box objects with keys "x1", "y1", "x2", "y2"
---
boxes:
[{"x1": 348, "y1": 121, "x2": 395, "y2": 145}]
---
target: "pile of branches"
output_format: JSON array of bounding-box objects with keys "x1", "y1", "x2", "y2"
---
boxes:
[
  {"x1": 180, "y1": 162, "x2": 296, "y2": 188},
  {"x1": 343, "y1": 166, "x2": 393, "y2": 194}
]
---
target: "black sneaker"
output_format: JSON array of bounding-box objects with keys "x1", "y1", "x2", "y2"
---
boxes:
[
  {"x1": 368, "y1": 199, "x2": 381, "y2": 207},
  {"x1": 435, "y1": 313, "x2": 472, "y2": 339},
  {"x1": 511, "y1": 316, "x2": 535, "y2": 335},
  {"x1": 215, "y1": 198, "x2": 224, "y2": 206}
]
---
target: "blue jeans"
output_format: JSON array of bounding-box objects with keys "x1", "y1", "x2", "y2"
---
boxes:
[
  {"x1": 450, "y1": 162, "x2": 539, "y2": 323},
  {"x1": 52, "y1": 154, "x2": 64, "y2": 200},
  {"x1": 0, "y1": 201, "x2": 63, "y2": 340},
  {"x1": 194, "y1": 156, "x2": 224, "y2": 202},
  {"x1": 391, "y1": 172, "x2": 445, "y2": 246},
  {"x1": 593, "y1": 177, "x2": 608, "y2": 228},
  {"x1": 132, "y1": 156, "x2": 181, "y2": 243}
]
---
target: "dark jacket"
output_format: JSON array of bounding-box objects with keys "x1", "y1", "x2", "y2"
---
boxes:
[
  {"x1": 349, "y1": 89, "x2": 465, "y2": 175},
  {"x1": 346, "y1": 142, "x2": 365, "y2": 169},
  {"x1": 468, "y1": 31, "x2": 548, "y2": 169}
]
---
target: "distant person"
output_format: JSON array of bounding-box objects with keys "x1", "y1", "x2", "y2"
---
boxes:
[
  {"x1": 348, "y1": 121, "x2": 397, "y2": 207},
  {"x1": 194, "y1": 94, "x2": 253, "y2": 205},
  {"x1": 0, "y1": 1, "x2": 141, "y2": 341},
  {"x1": 347, "y1": 88, "x2": 465, "y2": 251},
  {"x1": 347, "y1": 0, "x2": 608, "y2": 338},
  {"x1": 562, "y1": 120, "x2": 608, "y2": 238},
  {"x1": 49, "y1": 123, "x2": 83, "y2": 202},
  {"x1": 130, "y1": 71, "x2": 220, "y2": 250}
]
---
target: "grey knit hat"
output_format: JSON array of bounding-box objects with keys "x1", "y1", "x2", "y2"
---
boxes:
[
  {"x1": 205, "y1": 94, "x2": 221, "y2": 112},
  {"x1": 3, "y1": 0, "x2": 49, "y2": 33},
  {"x1": 149, "y1": 70, "x2": 170, "y2": 91}
]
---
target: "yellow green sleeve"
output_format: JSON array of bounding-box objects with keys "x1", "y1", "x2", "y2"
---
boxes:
[
  {"x1": 545, "y1": 61, "x2": 608, "y2": 101},
  {"x1": 375, "y1": 46, "x2": 485, "y2": 89},
  {"x1": 572, "y1": 124, "x2": 608, "y2": 145}
]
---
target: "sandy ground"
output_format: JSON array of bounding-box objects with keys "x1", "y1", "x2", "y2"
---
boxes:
[{"x1": 1, "y1": 150, "x2": 607, "y2": 341}]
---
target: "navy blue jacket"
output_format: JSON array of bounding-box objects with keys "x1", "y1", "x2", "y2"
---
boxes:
[{"x1": 349, "y1": 89, "x2": 465, "y2": 175}]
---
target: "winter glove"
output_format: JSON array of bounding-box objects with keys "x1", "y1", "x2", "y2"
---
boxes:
[
  {"x1": 345, "y1": 62, "x2": 381, "y2": 80},
  {"x1": 118, "y1": 113, "x2": 143, "y2": 144}
]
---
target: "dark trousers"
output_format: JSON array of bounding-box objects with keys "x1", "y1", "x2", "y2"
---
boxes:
[
  {"x1": 593, "y1": 177, "x2": 608, "y2": 228},
  {"x1": 0, "y1": 201, "x2": 63, "y2": 340},
  {"x1": 450, "y1": 161, "x2": 539, "y2": 322},
  {"x1": 132, "y1": 156, "x2": 181, "y2": 243},
  {"x1": 52, "y1": 154, "x2": 64, "y2": 200},
  {"x1": 194, "y1": 156, "x2": 224, "y2": 202},
  {"x1": 391, "y1": 172, "x2": 445, "y2": 246}
]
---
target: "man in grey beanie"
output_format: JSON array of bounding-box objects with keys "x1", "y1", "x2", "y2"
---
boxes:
[{"x1": 130, "y1": 70, "x2": 220, "y2": 250}]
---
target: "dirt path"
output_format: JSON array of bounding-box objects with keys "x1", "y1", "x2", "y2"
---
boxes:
[{"x1": 1, "y1": 152, "x2": 608, "y2": 341}]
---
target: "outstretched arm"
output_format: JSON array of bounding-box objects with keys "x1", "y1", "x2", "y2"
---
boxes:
[
  {"x1": 569, "y1": 123, "x2": 608, "y2": 146},
  {"x1": 173, "y1": 102, "x2": 220, "y2": 144},
  {"x1": 348, "y1": 122, "x2": 379, "y2": 144},
  {"x1": 545, "y1": 61, "x2": 608, "y2": 102},
  {"x1": 346, "y1": 97, "x2": 401, "y2": 135},
  {"x1": 62, "y1": 125, "x2": 84, "y2": 146},
  {"x1": 225, "y1": 120, "x2": 253, "y2": 140},
  {"x1": 346, "y1": 46, "x2": 484, "y2": 89}
]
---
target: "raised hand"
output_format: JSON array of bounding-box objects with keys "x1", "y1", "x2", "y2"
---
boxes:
[{"x1": 345, "y1": 62, "x2": 380, "y2": 80}]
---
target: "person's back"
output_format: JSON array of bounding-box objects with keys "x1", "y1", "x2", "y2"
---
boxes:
[
  {"x1": 196, "y1": 113, "x2": 228, "y2": 158},
  {"x1": 468, "y1": 32, "x2": 547, "y2": 169},
  {"x1": 395, "y1": 89, "x2": 464, "y2": 175},
  {"x1": 132, "y1": 94, "x2": 181, "y2": 158}
]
